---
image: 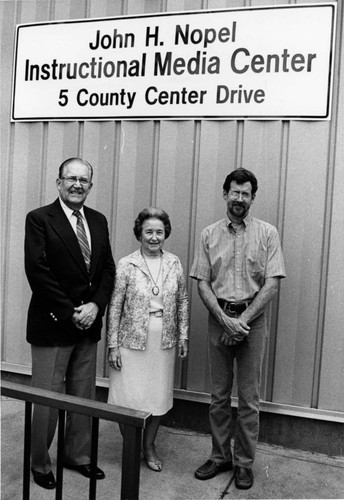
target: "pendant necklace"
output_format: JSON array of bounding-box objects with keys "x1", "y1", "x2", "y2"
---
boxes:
[{"x1": 142, "y1": 251, "x2": 162, "y2": 296}]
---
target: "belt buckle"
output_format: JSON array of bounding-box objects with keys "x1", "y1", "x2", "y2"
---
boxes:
[
  {"x1": 154, "y1": 310, "x2": 163, "y2": 318},
  {"x1": 226, "y1": 301, "x2": 248, "y2": 316},
  {"x1": 227, "y1": 303, "x2": 237, "y2": 314}
]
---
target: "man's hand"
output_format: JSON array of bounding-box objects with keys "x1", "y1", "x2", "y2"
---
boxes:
[
  {"x1": 73, "y1": 302, "x2": 99, "y2": 330},
  {"x1": 221, "y1": 315, "x2": 250, "y2": 345},
  {"x1": 72, "y1": 312, "x2": 85, "y2": 330},
  {"x1": 221, "y1": 331, "x2": 237, "y2": 346}
]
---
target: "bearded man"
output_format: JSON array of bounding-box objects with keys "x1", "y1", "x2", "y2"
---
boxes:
[{"x1": 190, "y1": 168, "x2": 286, "y2": 490}]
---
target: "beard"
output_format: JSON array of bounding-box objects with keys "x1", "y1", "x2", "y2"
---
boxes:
[{"x1": 228, "y1": 202, "x2": 249, "y2": 219}]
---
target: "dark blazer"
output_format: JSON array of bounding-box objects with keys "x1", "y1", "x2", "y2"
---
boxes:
[{"x1": 25, "y1": 198, "x2": 116, "y2": 346}]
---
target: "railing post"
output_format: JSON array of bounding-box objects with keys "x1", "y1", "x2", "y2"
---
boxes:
[
  {"x1": 121, "y1": 424, "x2": 143, "y2": 500},
  {"x1": 23, "y1": 401, "x2": 32, "y2": 500},
  {"x1": 89, "y1": 417, "x2": 99, "y2": 500},
  {"x1": 55, "y1": 409, "x2": 65, "y2": 500},
  {"x1": 1, "y1": 381, "x2": 151, "y2": 500}
]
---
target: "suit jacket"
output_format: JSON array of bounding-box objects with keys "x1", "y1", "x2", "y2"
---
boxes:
[
  {"x1": 107, "y1": 249, "x2": 189, "y2": 350},
  {"x1": 25, "y1": 198, "x2": 116, "y2": 346}
]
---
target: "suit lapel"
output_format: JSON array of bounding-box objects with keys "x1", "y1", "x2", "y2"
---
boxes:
[
  {"x1": 130, "y1": 250, "x2": 150, "y2": 279},
  {"x1": 48, "y1": 199, "x2": 88, "y2": 275},
  {"x1": 162, "y1": 252, "x2": 175, "y2": 283},
  {"x1": 131, "y1": 249, "x2": 175, "y2": 280}
]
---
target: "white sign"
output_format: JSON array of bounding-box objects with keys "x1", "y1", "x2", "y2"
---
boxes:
[{"x1": 11, "y1": 3, "x2": 336, "y2": 121}]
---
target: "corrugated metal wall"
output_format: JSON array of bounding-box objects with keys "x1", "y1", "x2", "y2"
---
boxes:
[{"x1": 1, "y1": 0, "x2": 343, "y2": 417}]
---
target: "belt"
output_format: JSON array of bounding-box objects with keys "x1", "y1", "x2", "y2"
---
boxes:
[
  {"x1": 218, "y1": 299, "x2": 251, "y2": 315},
  {"x1": 149, "y1": 310, "x2": 163, "y2": 317}
]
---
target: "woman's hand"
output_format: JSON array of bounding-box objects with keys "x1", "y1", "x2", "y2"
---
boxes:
[
  {"x1": 178, "y1": 340, "x2": 189, "y2": 359},
  {"x1": 108, "y1": 347, "x2": 122, "y2": 370}
]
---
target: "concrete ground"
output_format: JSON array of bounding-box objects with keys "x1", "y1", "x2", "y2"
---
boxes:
[{"x1": 1, "y1": 397, "x2": 344, "y2": 500}]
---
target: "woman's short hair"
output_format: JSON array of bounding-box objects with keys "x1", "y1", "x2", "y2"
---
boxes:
[
  {"x1": 223, "y1": 168, "x2": 258, "y2": 196},
  {"x1": 133, "y1": 207, "x2": 172, "y2": 240}
]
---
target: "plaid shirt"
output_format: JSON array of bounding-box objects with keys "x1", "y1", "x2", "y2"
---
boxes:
[{"x1": 190, "y1": 215, "x2": 286, "y2": 302}]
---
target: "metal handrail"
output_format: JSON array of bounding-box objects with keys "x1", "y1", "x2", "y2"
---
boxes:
[{"x1": 1, "y1": 380, "x2": 152, "y2": 500}]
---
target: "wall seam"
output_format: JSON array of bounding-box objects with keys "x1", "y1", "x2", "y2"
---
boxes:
[
  {"x1": 311, "y1": 0, "x2": 342, "y2": 409},
  {"x1": 1, "y1": 0, "x2": 21, "y2": 364},
  {"x1": 266, "y1": 120, "x2": 289, "y2": 402},
  {"x1": 182, "y1": 120, "x2": 202, "y2": 390},
  {"x1": 151, "y1": 121, "x2": 160, "y2": 206}
]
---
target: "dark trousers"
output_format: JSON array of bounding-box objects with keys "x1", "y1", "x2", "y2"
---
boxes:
[
  {"x1": 208, "y1": 312, "x2": 267, "y2": 469},
  {"x1": 31, "y1": 337, "x2": 97, "y2": 474}
]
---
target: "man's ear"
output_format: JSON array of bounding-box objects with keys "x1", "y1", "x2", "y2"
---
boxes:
[{"x1": 223, "y1": 190, "x2": 228, "y2": 200}]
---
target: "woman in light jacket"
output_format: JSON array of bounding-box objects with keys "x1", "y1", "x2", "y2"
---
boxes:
[{"x1": 107, "y1": 207, "x2": 189, "y2": 472}]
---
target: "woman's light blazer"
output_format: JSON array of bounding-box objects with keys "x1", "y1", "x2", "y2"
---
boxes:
[{"x1": 107, "y1": 249, "x2": 189, "y2": 350}]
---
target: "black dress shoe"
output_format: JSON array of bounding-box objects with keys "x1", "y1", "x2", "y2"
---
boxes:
[
  {"x1": 235, "y1": 466, "x2": 253, "y2": 489},
  {"x1": 63, "y1": 462, "x2": 105, "y2": 480},
  {"x1": 31, "y1": 469, "x2": 56, "y2": 489},
  {"x1": 195, "y1": 459, "x2": 232, "y2": 480}
]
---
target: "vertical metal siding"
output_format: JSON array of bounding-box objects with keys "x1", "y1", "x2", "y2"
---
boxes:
[{"x1": 1, "y1": 0, "x2": 343, "y2": 415}]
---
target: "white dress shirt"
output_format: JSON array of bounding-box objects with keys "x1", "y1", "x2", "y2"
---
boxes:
[{"x1": 59, "y1": 197, "x2": 92, "y2": 250}]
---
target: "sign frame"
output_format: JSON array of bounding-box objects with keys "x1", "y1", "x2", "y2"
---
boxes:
[{"x1": 11, "y1": 3, "x2": 337, "y2": 122}]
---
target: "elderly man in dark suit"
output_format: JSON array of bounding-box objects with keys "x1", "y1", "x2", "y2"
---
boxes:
[{"x1": 25, "y1": 157, "x2": 116, "y2": 490}]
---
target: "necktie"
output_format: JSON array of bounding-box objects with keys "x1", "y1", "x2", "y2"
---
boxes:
[{"x1": 73, "y1": 210, "x2": 91, "y2": 272}]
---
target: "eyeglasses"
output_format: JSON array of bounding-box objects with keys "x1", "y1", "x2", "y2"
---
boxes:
[
  {"x1": 60, "y1": 176, "x2": 91, "y2": 186},
  {"x1": 228, "y1": 190, "x2": 251, "y2": 200}
]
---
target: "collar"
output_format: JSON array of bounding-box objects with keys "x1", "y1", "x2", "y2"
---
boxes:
[
  {"x1": 129, "y1": 249, "x2": 179, "y2": 272},
  {"x1": 226, "y1": 213, "x2": 251, "y2": 230},
  {"x1": 59, "y1": 197, "x2": 86, "y2": 220},
  {"x1": 130, "y1": 248, "x2": 165, "y2": 265}
]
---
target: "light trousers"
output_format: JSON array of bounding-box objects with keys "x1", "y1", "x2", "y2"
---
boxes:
[
  {"x1": 208, "y1": 311, "x2": 267, "y2": 469},
  {"x1": 31, "y1": 337, "x2": 97, "y2": 474}
]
